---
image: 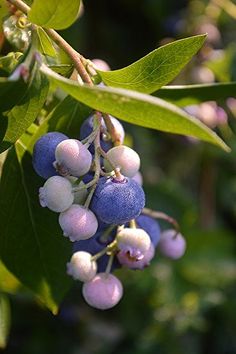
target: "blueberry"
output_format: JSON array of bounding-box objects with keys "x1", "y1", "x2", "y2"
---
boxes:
[
  {"x1": 82, "y1": 273, "x2": 123, "y2": 310},
  {"x1": 117, "y1": 242, "x2": 155, "y2": 269},
  {"x1": 105, "y1": 145, "x2": 140, "y2": 177},
  {"x1": 136, "y1": 215, "x2": 161, "y2": 247},
  {"x1": 55, "y1": 139, "x2": 92, "y2": 177},
  {"x1": 79, "y1": 114, "x2": 125, "y2": 153},
  {"x1": 39, "y1": 176, "x2": 74, "y2": 212},
  {"x1": 67, "y1": 251, "x2": 97, "y2": 282},
  {"x1": 158, "y1": 229, "x2": 186, "y2": 259},
  {"x1": 32, "y1": 132, "x2": 68, "y2": 179},
  {"x1": 90, "y1": 176, "x2": 145, "y2": 225},
  {"x1": 116, "y1": 228, "x2": 151, "y2": 260},
  {"x1": 59, "y1": 205, "x2": 98, "y2": 242}
]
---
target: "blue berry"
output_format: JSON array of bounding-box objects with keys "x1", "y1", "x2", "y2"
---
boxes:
[
  {"x1": 90, "y1": 176, "x2": 145, "y2": 225},
  {"x1": 32, "y1": 132, "x2": 68, "y2": 179},
  {"x1": 136, "y1": 215, "x2": 161, "y2": 247},
  {"x1": 79, "y1": 114, "x2": 125, "y2": 153}
]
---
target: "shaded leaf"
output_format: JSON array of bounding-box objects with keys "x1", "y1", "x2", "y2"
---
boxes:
[
  {"x1": 0, "y1": 63, "x2": 49, "y2": 153},
  {"x1": 41, "y1": 65, "x2": 230, "y2": 152},
  {"x1": 0, "y1": 129, "x2": 73, "y2": 313},
  {"x1": 46, "y1": 95, "x2": 92, "y2": 136},
  {"x1": 0, "y1": 294, "x2": 10, "y2": 349},
  {"x1": 28, "y1": 0, "x2": 81, "y2": 30},
  {"x1": 0, "y1": 261, "x2": 21, "y2": 294},
  {"x1": 155, "y1": 82, "x2": 236, "y2": 107},
  {"x1": 99, "y1": 35, "x2": 206, "y2": 93}
]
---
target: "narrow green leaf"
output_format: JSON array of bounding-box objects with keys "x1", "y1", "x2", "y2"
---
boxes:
[
  {"x1": 0, "y1": 78, "x2": 27, "y2": 112},
  {"x1": 46, "y1": 95, "x2": 92, "y2": 136},
  {"x1": 48, "y1": 64, "x2": 73, "y2": 78},
  {"x1": 36, "y1": 27, "x2": 57, "y2": 57},
  {"x1": 0, "y1": 64, "x2": 49, "y2": 153},
  {"x1": 28, "y1": 0, "x2": 81, "y2": 30},
  {"x1": 0, "y1": 294, "x2": 10, "y2": 349},
  {"x1": 0, "y1": 261, "x2": 21, "y2": 294},
  {"x1": 155, "y1": 82, "x2": 236, "y2": 107},
  {"x1": 41, "y1": 65, "x2": 230, "y2": 152},
  {"x1": 99, "y1": 35, "x2": 207, "y2": 94},
  {"x1": 0, "y1": 130, "x2": 73, "y2": 313}
]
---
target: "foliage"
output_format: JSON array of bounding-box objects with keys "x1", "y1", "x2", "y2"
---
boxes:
[{"x1": 0, "y1": 0, "x2": 236, "y2": 353}]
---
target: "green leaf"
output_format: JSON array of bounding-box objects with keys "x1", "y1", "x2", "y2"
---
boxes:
[
  {"x1": 0, "y1": 261, "x2": 21, "y2": 294},
  {"x1": 0, "y1": 294, "x2": 10, "y2": 349},
  {"x1": 48, "y1": 64, "x2": 73, "y2": 77},
  {"x1": 36, "y1": 27, "x2": 57, "y2": 57},
  {"x1": 155, "y1": 82, "x2": 236, "y2": 107},
  {"x1": 0, "y1": 129, "x2": 73, "y2": 313},
  {"x1": 28, "y1": 0, "x2": 81, "y2": 30},
  {"x1": 0, "y1": 52, "x2": 23, "y2": 75},
  {"x1": 99, "y1": 35, "x2": 207, "y2": 94},
  {"x1": 0, "y1": 64, "x2": 49, "y2": 153},
  {"x1": 46, "y1": 95, "x2": 92, "y2": 136},
  {"x1": 0, "y1": 77, "x2": 27, "y2": 112},
  {"x1": 0, "y1": 1, "x2": 8, "y2": 29},
  {"x1": 41, "y1": 65, "x2": 230, "y2": 152}
]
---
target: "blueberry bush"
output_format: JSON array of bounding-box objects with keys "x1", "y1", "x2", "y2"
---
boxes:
[{"x1": 1, "y1": 0, "x2": 236, "y2": 352}]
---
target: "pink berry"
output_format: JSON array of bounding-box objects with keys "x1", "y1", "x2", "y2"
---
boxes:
[
  {"x1": 67, "y1": 251, "x2": 97, "y2": 282},
  {"x1": 59, "y1": 205, "x2": 98, "y2": 242},
  {"x1": 82, "y1": 273, "x2": 123, "y2": 310},
  {"x1": 55, "y1": 139, "x2": 92, "y2": 177},
  {"x1": 158, "y1": 229, "x2": 186, "y2": 259},
  {"x1": 105, "y1": 145, "x2": 140, "y2": 177},
  {"x1": 116, "y1": 228, "x2": 151, "y2": 260},
  {"x1": 39, "y1": 176, "x2": 73, "y2": 212},
  {"x1": 117, "y1": 242, "x2": 155, "y2": 269}
]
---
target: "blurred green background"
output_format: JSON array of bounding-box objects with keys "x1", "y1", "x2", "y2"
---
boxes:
[{"x1": 2, "y1": 0, "x2": 236, "y2": 353}]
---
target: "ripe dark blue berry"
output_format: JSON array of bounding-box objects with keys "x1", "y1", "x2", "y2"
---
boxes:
[
  {"x1": 136, "y1": 214, "x2": 161, "y2": 247},
  {"x1": 90, "y1": 176, "x2": 145, "y2": 225},
  {"x1": 79, "y1": 114, "x2": 125, "y2": 153},
  {"x1": 32, "y1": 132, "x2": 68, "y2": 179}
]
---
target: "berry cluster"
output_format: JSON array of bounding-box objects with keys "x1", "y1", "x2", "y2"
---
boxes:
[{"x1": 32, "y1": 113, "x2": 186, "y2": 310}]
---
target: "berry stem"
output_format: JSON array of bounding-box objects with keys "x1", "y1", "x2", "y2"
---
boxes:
[
  {"x1": 105, "y1": 253, "x2": 115, "y2": 276},
  {"x1": 99, "y1": 224, "x2": 117, "y2": 243},
  {"x1": 84, "y1": 115, "x2": 102, "y2": 209},
  {"x1": 129, "y1": 219, "x2": 137, "y2": 229},
  {"x1": 142, "y1": 207, "x2": 180, "y2": 233},
  {"x1": 91, "y1": 240, "x2": 117, "y2": 261}
]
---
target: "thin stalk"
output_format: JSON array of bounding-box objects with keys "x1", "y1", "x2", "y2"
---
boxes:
[{"x1": 142, "y1": 207, "x2": 180, "y2": 233}]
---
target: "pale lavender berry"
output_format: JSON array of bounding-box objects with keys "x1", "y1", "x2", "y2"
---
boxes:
[
  {"x1": 105, "y1": 145, "x2": 140, "y2": 178},
  {"x1": 82, "y1": 273, "x2": 123, "y2": 310},
  {"x1": 132, "y1": 171, "x2": 143, "y2": 186},
  {"x1": 59, "y1": 205, "x2": 98, "y2": 242},
  {"x1": 158, "y1": 229, "x2": 186, "y2": 259},
  {"x1": 116, "y1": 228, "x2": 151, "y2": 260},
  {"x1": 117, "y1": 242, "x2": 155, "y2": 269},
  {"x1": 39, "y1": 176, "x2": 73, "y2": 212},
  {"x1": 67, "y1": 251, "x2": 97, "y2": 282},
  {"x1": 55, "y1": 139, "x2": 92, "y2": 177}
]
